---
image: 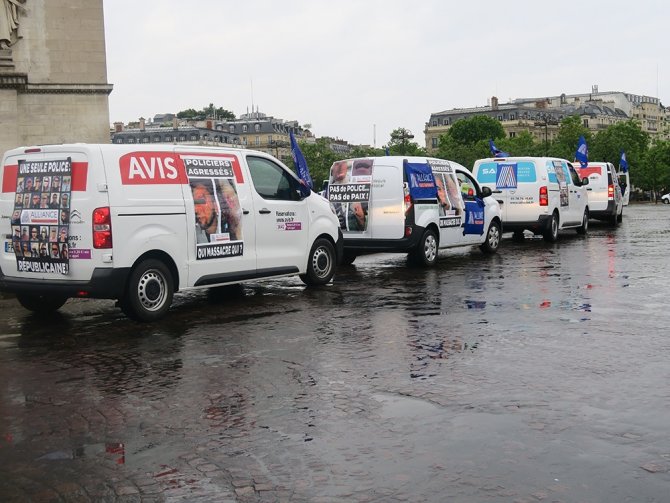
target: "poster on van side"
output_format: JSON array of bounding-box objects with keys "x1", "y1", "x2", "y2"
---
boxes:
[
  {"x1": 183, "y1": 156, "x2": 244, "y2": 260},
  {"x1": 327, "y1": 159, "x2": 371, "y2": 232},
  {"x1": 12, "y1": 159, "x2": 72, "y2": 275},
  {"x1": 427, "y1": 159, "x2": 465, "y2": 220},
  {"x1": 552, "y1": 160, "x2": 569, "y2": 207}
]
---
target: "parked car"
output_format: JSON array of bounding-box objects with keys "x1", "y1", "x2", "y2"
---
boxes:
[
  {"x1": 575, "y1": 162, "x2": 624, "y2": 225},
  {"x1": 662, "y1": 193, "x2": 670, "y2": 204},
  {"x1": 0, "y1": 144, "x2": 342, "y2": 321},
  {"x1": 472, "y1": 156, "x2": 589, "y2": 242},
  {"x1": 325, "y1": 156, "x2": 502, "y2": 267}
]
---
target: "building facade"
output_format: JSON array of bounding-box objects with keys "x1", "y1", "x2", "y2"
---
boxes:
[
  {"x1": 0, "y1": 0, "x2": 112, "y2": 157},
  {"x1": 425, "y1": 88, "x2": 669, "y2": 152}
]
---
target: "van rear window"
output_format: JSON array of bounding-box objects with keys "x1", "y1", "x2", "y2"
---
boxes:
[{"x1": 476, "y1": 161, "x2": 536, "y2": 187}]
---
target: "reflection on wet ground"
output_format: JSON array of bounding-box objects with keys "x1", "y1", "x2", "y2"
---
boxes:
[{"x1": 1, "y1": 205, "x2": 670, "y2": 502}]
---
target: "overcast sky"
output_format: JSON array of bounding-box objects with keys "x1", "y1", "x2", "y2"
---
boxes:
[{"x1": 103, "y1": 0, "x2": 668, "y2": 147}]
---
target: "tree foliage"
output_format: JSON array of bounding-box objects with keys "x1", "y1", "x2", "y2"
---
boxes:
[
  {"x1": 431, "y1": 114, "x2": 669, "y2": 190},
  {"x1": 387, "y1": 127, "x2": 426, "y2": 156},
  {"x1": 176, "y1": 103, "x2": 235, "y2": 120},
  {"x1": 448, "y1": 115, "x2": 505, "y2": 145}
]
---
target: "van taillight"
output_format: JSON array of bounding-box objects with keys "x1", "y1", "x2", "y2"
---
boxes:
[
  {"x1": 404, "y1": 192, "x2": 412, "y2": 214},
  {"x1": 539, "y1": 186, "x2": 548, "y2": 206},
  {"x1": 608, "y1": 184, "x2": 614, "y2": 200},
  {"x1": 92, "y1": 207, "x2": 112, "y2": 249}
]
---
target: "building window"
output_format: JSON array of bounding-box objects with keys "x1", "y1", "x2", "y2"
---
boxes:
[
  {"x1": 509, "y1": 131, "x2": 516, "y2": 138},
  {"x1": 431, "y1": 137, "x2": 438, "y2": 148},
  {"x1": 115, "y1": 138, "x2": 123, "y2": 144},
  {"x1": 142, "y1": 137, "x2": 149, "y2": 143},
  {"x1": 190, "y1": 134, "x2": 198, "y2": 141},
  {"x1": 255, "y1": 136, "x2": 260, "y2": 146},
  {"x1": 229, "y1": 125, "x2": 235, "y2": 133},
  {"x1": 583, "y1": 119, "x2": 589, "y2": 127},
  {"x1": 179, "y1": 135, "x2": 186, "y2": 142},
  {"x1": 432, "y1": 120, "x2": 438, "y2": 126},
  {"x1": 242, "y1": 125, "x2": 248, "y2": 133},
  {"x1": 254, "y1": 123, "x2": 261, "y2": 132},
  {"x1": 243, "y1": 137, "x2": 247, "y2": 145},
  {"x1": 498, "y1": 115, "x2": 503, "y2": 121},
  {"x1": 268, "y1": 135, "x2": 273, "y2": 143},
  {"x1": 510, "y1": 114, "x2": 515, "y2": 120},
  {"x1": 165, "y1": 136, "x2": 172, "y2": 142},
  {"x1": 153, "y1": 136, "x2": 161, "y2": 143}
]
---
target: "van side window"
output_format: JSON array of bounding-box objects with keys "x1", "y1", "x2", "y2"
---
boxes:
[
  {"x1": 568, "y1": 165, "x2": 582, "y2": 185},
  {"x1": 247, "y1": 156, "x2": 298, "y2": 201},
  {"x1": 456, "y1": 171, "x2": 477, "y2": 200}
]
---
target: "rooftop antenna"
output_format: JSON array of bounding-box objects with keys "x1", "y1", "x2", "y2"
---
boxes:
[
  {"x1": 250, "y1": 77, "x2": 254, "y2": 118},
  {"x1": 373, "y1": 124, "x2": 376, "y2": 148}
]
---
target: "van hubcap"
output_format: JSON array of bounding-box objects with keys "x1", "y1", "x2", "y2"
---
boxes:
[
  {"x1": 488, "y1": 225, "x2": 500, "y2": 248},
  {"x1": 424, "y1": 234, "x2": 437, "y2": 262},
  {"x1": 138, "y1": 270, "x2": 167, "y2": 311},
  {"x1": 312, "y1": 247, "x2": 332, "y2": 278}
]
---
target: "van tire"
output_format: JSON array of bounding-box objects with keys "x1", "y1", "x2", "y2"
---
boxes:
[
  {"x1": 479, "y1": 221, "x2": 501, "y2": 254},
  {"x1": 119, "y1": 259, "x2": 174, "y2": 322},
  {"x1": 576, "y1": 209, "x2": 589, "y2": 235},
  {"x1": 410, "y1": 229, "x2": 438, "y2": 266},
  {"x1": 16, "y1": 293, "x2": 67, "y2": 313},
  {"x1": 543, "y1": 213, "x2": 559, "y2": 242},
  {"x1": 300, "y1": 238, "x2": 336, "y2": 286}
]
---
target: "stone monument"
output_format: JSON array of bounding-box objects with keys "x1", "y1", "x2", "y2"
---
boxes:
[{"x1": 0, "y1": 0, "x2": 113, "y2": 157}]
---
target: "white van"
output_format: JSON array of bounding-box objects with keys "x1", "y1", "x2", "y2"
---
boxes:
[
  {"x1": 576, "y1": 162, "x2": 623, "y2": 225},
  {"x1": 472, "y1": 156, "x2": 590, "y2": 242},
  {"x1": 0, "y1": 144, "x2": 341, "y2": 321},
  {"x1": 326, "y1": 156, "x2": 502, "y2": 266}
]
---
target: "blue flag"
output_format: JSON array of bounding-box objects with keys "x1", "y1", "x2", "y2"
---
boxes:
[
  {"x1": 619, "y1": 150, "x2": 628, "y2": 173},
  {"x1": 385, "y1": 146, "x2": 390, "y2": 156},
  {"x1": 489, "y1": 139, "x2": 509, "y2": 158},
  {"x1": 575, "y1": 136, "x2": 588, "y2": 168},
  {"x1": 289, "y1": 131, "x2": 313, "y2": 192}
]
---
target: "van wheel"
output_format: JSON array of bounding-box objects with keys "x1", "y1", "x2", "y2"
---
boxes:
[
  {"x1": 410, "y1": 229, "x2": 438, "y2": 266},
  {"x1": 341, "y1": 251, "x2": 357, "y2": 266},
  {"x1": 543, "y1": 213, "x2": 559, "y2": 242},
  {"x1": 16, "y1": 293, "x2": 67, "y2": 313},
  {"x1": 608, "y1": 212, "x2": 619, "y2": 227},
  {"x1": 576, "y1": 209, "x2": 589, "y2": 235},
  {"x1": 300, "y1": 238, "x2": 336, "y2": 286},
  {"x1": 119, "y1": 259, "x2": 173, "y2": 322},
  {"x1": 479, "y1": 221, "x2": 501, "y2": 254}
]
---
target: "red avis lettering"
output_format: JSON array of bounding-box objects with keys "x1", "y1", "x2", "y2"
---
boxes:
[{"x1": 119, "y1": 152, "x2": 188, "y2": 184}]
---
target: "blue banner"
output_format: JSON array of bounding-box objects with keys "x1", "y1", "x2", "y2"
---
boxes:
[
  {"x1": 463, "y1": 199, "x2": 485, "y2": 235},
  {"x1": 619, "y1": 150, "x2": 628, "y2": 173},
  {"x1": 290, "y1": 131, "x2": 313, "y2": 194},
  {"x1": 404, "y1": 162, "x2": 437, "y2": 200},
  {"x1": 575, "y1": 135, "x2": 588, "y2": 168},
  {"x1": 489, "y1": 139, "x2": 510, "y2": 158}
]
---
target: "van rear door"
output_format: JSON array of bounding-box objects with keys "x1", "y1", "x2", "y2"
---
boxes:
[
  {"x1": 369, "y1": 161, "x2": 404, "y2": 239},
  {"x1": 0, "y1": 145, "x2": 108, "y2": 282}
]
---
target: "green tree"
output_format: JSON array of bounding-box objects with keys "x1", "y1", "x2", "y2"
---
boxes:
[
  {"x1": 447, "y1": 115, "x2": 505, "y2": 145},
  {"x1": 435, "y1": 134, "x2": 486, "y2": 169},
  {"x1": 639, "y1": 140, "x2": 670, "y2": 195},
  {"x1": 388, "y1": 128, "x2": 425, "y2": 156},
  {"x1": 549, "y1": 115, "x2": 591, "y2": 160},
  {"x1": 299, "y1": 138, "x2": 344, "y2": 188},
  {"x1": 590, "y1": 120, "x2": 649, "y2": 176},
  {"x1": 176, "y1": 104, "x2": 235, "y2": 120}
]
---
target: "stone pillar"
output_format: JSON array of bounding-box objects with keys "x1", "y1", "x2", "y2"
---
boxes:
[{"x1": 0, "y1": 0, "x2": 113, "y2": 158}]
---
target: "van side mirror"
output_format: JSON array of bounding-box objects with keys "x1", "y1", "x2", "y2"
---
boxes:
[
  {"x1": 581, "y1": 177, "x2": 589, "y2": 186},
  {"x1": 481, "y1": 186, "x2": 492, "y2": 198}
]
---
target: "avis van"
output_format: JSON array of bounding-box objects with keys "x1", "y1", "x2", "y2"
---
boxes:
[
  {"x1": 326, "y1": 156, "x2": 502, "y2": 266},
  {"x1": 472, "y1": 156, "x2": 590, "y2": 242},
  {"x1": 0, "y1": 144, "x2": 341, "y2": 321}
]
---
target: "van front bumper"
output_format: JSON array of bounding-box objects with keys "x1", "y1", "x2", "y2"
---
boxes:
[{"x1": 0, "y1": 267, "x2": 131, "y2": 299}]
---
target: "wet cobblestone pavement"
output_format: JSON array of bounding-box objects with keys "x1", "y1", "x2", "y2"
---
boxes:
[{"x1": 1, "y1": 204, "x2": 670, "y2": 502}]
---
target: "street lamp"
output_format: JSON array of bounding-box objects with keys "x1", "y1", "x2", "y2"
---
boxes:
[{"x1": 391, "y1": 129, "x2": 415, "y2": 155}]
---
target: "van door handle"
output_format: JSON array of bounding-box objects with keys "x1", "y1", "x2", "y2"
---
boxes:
[
  {"x1": 587, "y1": 188, "x2": 593, "y2": 191},
  {"x1": 242, "y1": 208, "x2": 250, "y2": 215},
  {"x1": 259, "y1": 208, "x2": 271, "y2": 214}
]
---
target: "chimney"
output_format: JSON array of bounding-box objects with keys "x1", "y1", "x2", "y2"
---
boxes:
[
  {"x1": 139, "y1": 117, "x2": 145, "y2": 131},
  {"x1": 114, "y1": 122, "x2": 123, "y2": 133},
  {"x1": 173, "y1": 117, "x2": 178, "y2": 130},
  {"x1": 491, "y1": 96, "x2": 499, "y2": 110}
]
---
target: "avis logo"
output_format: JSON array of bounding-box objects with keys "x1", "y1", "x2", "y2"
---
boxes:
[{"x1": 119, "y1": 152, "x2": 188, "y2": 185}]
